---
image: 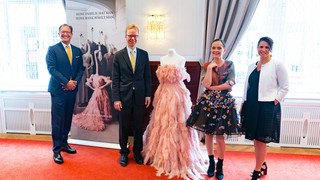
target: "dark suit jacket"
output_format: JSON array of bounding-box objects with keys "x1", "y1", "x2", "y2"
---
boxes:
[
  {"x1": 112, "y1": 47, "x2": 151, "y2": 106},
  {"x1": 46, "y1": 42, "x2": 85, "y2": 94}
]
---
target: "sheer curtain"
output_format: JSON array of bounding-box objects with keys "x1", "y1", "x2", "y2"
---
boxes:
[
  {"x1": 201, "y1": 0, "x2": 260, "y2": 64},
  {"x1": 0, "y1": 0, "x2": 65, "y2": 91},
  {"x1": 229, "y1": 0, "x2": 320, "y2": 98}
]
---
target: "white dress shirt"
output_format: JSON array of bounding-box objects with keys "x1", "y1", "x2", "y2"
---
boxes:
[{"x1": 242, "y1": 59, "x2": 289, "y2": 102}]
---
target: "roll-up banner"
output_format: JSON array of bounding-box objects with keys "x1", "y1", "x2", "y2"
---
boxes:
[{"x1": 67, "y1": 0, "x2": 127, "y2": 148}]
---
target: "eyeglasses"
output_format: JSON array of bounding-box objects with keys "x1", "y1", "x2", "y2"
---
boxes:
[
  {"x1": 60, "y1": 31, "x2": 72, "y2": 34},
  {"x1": 126, "y1": 35, "x2": 139, "y2": 38}
]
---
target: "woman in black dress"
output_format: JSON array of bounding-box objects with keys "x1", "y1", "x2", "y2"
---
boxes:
[
  {"x1": 187, "y1": 39, "x2": 239, "y2": 180},
  {"x1": 240, "y1": 37, "x2": 289, "y2": 180}
]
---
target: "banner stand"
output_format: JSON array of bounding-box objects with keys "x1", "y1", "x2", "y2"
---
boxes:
[{"x1": 69, "y1": 138, "x2": 120, "y2": 149}]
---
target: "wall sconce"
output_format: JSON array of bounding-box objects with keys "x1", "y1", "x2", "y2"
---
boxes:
[{"x1": 147, "y1": 15, "x2": 164, "y2": 39}]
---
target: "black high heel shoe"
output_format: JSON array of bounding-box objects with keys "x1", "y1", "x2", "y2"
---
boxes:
[
  {"x1": 215, "y1": 158, "x2": 224, "y2": 180},
  {"x1": 261, "y1": 162, "x2": 268, "y2": 175},
  {"x1": 251, "y1": 170, "x2": 261, "y2": 180}
]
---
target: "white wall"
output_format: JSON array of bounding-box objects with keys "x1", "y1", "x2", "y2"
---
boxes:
[
  {"x1": 126, "y1": 0, "x2": 205, "y2": 61},
  {"x1": 112, "y1": 0, "x2": 127, "y2": 49}
]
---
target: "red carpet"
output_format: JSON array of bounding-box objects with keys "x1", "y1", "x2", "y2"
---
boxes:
[{"x1": 0, "y1": 138, "x2": 319, "y2": 180}]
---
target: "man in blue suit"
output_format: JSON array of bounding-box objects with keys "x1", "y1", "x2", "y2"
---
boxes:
[
  {"x1": 112, "y1": 24, "x2": 152, "y2": 167},
  {"x1": 46, "y1": 24, "x2": 85, "y2": 164}
]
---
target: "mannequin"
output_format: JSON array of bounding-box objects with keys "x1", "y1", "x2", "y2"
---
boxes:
[
  {"x1": 160, "y1": 48, "x2": 186, "y2": 67},
  {"x1": 143, "y1": 49, "x2": 206, "y2": 179}
]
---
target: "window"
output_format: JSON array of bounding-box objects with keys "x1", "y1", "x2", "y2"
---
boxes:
[
  {"x1": 0, "y1": 0, "x2": 66, "y2": 91},
  {"x1": 230, "y1": 0, "x2": 320, "y2": 99}
]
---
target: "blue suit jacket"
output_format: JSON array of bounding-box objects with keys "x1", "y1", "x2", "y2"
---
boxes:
[{"x1": 46, "y1": 42, "x2": 85, "y2": 94}]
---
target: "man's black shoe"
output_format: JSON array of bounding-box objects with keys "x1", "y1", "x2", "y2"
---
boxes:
[
  {"x1": 134, "y1": 154, "x2": 143, "y2": 165},
  {"x1": 120, "y1": 155, "x2": 128, "y2": 167},
  {"x1": 61, "y1": 144, "x2": 77, "y2": 154},
  {"x1": 53, "y1": 152, "x2": 64, "y2": 164}
]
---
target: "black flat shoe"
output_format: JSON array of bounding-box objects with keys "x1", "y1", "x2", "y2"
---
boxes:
[
  {"x1": 120, "y1": 155, "x2": 128, "y2": 167},
  {"x1": 61, "y1": 144, "x2": 77, "y2": 154},
  {"x1": 215, "y1": 158, "x2": 224, "y2": 180},
  {"x1": 53, "y1": 152, "x2": 64, "y2": 164},
  {"x1": 134, "y1": 154, "x2": 144, "y2": 165},
  {"x1": 207, "y1": 158, "x2": 215, "y2": 177}
]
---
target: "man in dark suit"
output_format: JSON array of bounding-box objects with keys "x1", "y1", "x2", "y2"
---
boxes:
[
  {"x1": 112, "y1": 24, "x2": 152, "y2": 167},
  {"x1": 46, "y1": 24, "x2": 85, "y2": 164}
]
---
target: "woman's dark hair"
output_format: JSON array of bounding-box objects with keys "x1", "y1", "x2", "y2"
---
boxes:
[
  {"x1": 257, "y1": 36, "x2": 273, "y2": 51},
  {"x1": 211, "y1": 38, "x2": 226, "y2": 48}
]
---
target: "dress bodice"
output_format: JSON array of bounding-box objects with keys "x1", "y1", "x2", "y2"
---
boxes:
[
  {"x1": 215, "y1": 60, "x2": 235, "y2": 84},
  {"x1": 88, "y1": 74, "x2": 110, "y2": 89},
  {"x1": 90, "y1": 75, "x2": 100, "y2": 88},
  {"x1": 202, "y1": 60, "x2": 235, "y2": 85},
  {"x1": 156, "y1": 65, "x2": 190, "y2": 83}
]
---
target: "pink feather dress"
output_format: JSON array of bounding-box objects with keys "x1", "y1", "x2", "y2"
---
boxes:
[{"x1": 143, "y1": 65, "x2": 206, "y2": 180}]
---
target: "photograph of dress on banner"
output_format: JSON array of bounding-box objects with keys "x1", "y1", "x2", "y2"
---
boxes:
[
  {"x1": 68, "y1": 0, "x2": 127, "y2": 144},
  {"x1": 73, "y1": 30, "x2": 117, "y2": 130},
  {"x1": 72, "y1": 49, "x2": 113, "y2": 131},
  {"x1": 76, "y1": 31, "x2": 117, "y2": 109}
]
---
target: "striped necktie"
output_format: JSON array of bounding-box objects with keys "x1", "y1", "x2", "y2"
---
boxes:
[
  {"x1": 66, "y1": 45, "x2": 72, "y2": 65},
  {"x1": 130, "y1": 50, "x2": 135, "y2": 73}
]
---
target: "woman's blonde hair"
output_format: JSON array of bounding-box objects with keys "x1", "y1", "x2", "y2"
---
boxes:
[{"x1": 125, "y1": 24, "x2": 139, "y2": 35}]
